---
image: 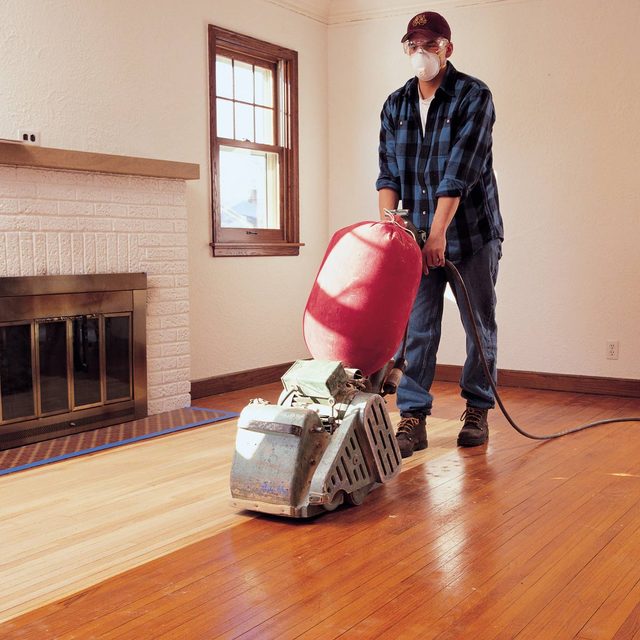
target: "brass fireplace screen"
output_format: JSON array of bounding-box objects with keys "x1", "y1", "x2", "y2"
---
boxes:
[{"x1": 0, "y1": 274, "x2": 147, "y2": 450}]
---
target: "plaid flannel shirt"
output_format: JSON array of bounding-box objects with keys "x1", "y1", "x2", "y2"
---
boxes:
[{"x1": 376, "y1": 62, "x2": 503, "y2": 262}]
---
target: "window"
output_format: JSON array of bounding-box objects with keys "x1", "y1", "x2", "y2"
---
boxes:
[{"x1": 208, "y1": 26, "x2": 301, "y2": 257}]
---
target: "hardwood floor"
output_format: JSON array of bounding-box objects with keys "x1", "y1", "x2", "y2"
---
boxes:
[{"x1": 3, "y1": 381, "x2": 640, "y2": 639}]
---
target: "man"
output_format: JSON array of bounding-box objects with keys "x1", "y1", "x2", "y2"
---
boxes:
[{"x1": 377, "y1": 11, "x2": 504, "y2": 457}]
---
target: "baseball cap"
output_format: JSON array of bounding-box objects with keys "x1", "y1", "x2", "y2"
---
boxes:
[{"x1": 401, "y1": 11, "x2": 451, "y2": 43}]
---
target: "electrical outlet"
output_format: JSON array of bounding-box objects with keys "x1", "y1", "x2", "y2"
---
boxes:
[
  {"x1": 18, "y1": 130, "x2": 41, "y2": 145},
  {"x1": 606, "y1": 341, "x2": 619, "y2": 360}
]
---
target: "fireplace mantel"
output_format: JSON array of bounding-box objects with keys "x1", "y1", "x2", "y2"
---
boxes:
[{"x1": 0, "y1": 141, "x2": 199, "y2": 180}]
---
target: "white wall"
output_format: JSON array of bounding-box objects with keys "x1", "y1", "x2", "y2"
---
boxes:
[
  {"x1": 0, "y1": 0, "x2": 328, "y2": 381},
  {"x1": 328, "y1": 0, "x2": 640, "y2": 379},
  {"x1": 2, "y1": 0, "x2": 638, "y2": 384}
]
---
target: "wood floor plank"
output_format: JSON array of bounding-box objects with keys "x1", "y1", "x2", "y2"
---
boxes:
[
  {"x1": 239, "y1": 398, "x2": 640, "y2": 636},
  {"x1": 364, "y1": 400, "x2": 640, "y2": 640},
  {"x1": 2, "y1": 383, "x2": 640, "y2": 640},
  {"x1": 579, "y1": 573, "x2": 640, "y2": 639},
  {"x1": 46, "y1": 419, "x2": 460, "y2": 640},
  {"x1": 0, "y1": 413, "x2": 249, "y2": 623},
  {"x1": 71, "y1": 404, "x2": 635, "y2": 639},
  {"x1": 518, "y1": 510, "x2": 640, "y2": 639},
  {"x1": 285, "y1": 403, "x2": 640, "y2": 640},
  {"x1": 611, "y1": 599, "x2": 640, "y2": 640}
]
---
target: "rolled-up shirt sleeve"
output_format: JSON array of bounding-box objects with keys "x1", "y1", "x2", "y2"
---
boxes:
[
  {"x1": 376, "y1": 98, "x2": 401, "y2": 193},
  {"x1": 436, "y1": 88, "x2": 495, "y2": 198}
]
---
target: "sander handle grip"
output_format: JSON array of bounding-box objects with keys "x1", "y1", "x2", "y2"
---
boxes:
[{"x1": 381, "y1": 357, "x2": 407, "y2": 396}]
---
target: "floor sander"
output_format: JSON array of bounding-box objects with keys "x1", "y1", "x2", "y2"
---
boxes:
[
  {"x1": 229, "y1": 360, "x2": 404, "y2": 517},
  {"x1": 230, "y1": 218, "x2": 423, "y2": 517},
  {"x1": 230, "y1": 214, "x2": 640, "y2": 518}
]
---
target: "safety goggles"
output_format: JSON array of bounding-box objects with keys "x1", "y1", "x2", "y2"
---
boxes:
[{"x1": 403, "y1": 38, "x2": 447, "y2": 55}]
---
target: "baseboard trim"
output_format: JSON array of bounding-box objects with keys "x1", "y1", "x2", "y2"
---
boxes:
[
  {"x1": 435, "y1": 364, "x2": 640, "y2": 398},
  {"x1": 191, "y1": 362, "x2": 295, "y2": 399},
  {"x1": 192, "y1": 362, "x2": 640, "y2": 399}
]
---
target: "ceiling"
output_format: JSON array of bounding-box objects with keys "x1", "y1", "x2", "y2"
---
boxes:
[{"x1": 264, "y1": 0, "x2": 516, "y2": 25}]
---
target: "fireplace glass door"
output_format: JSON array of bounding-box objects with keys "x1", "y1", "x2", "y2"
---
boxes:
[
  {"x1": 0, "y1": 314, "x2": 132, "y2": 425},
  {"x1": 39, "y1": 320, "x2": 69, "y2": 414},
  {"x1": 0, "y1": 323, "x2": 35, "y2": 421},
  {"x1": 0, "y1": 273, "x2": 147, "y2": 449}
]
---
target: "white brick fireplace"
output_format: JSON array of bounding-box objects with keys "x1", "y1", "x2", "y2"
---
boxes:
[{"x1": 0, "y1": 152, "x2": 198, "y2": 416}]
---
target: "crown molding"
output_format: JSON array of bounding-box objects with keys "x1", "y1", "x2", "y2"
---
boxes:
[
  {"x1": 263, "y1": 0, "x2": 530, "y2": 26},
  {"x1": 329, "y1": 0, "x2": 449, "y2": 25},
  {"x1": 262, "y1": 0, "x2": 331, "y2": 24}
]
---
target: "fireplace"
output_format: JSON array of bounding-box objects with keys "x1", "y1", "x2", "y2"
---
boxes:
[{"x1": 0, "y1": 273, "x2": 147, "y2": 449}]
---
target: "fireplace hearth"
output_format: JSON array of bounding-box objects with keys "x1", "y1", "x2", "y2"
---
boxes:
[{"x1": 0, "y1": 274, "x2": 147, "y2": 449}]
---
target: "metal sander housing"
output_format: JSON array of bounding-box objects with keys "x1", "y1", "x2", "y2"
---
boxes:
[{"x1": 230, "y1": 360, "x2": 402, "y2": 517}]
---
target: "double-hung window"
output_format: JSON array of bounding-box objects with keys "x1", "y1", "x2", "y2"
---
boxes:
[{"x1": 208, "y1": 26, "x2": 300, "y2": 256}]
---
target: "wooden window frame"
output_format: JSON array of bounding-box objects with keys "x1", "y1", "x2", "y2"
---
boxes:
[{"x1": 208, "y1": 26, "x2": 301, "y2": 257}]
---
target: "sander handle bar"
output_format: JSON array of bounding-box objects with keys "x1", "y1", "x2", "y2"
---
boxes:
[
  {"x1": 372, "y1": 211, "x2": 418, "y2": 397},
  {"x1": 382, "y1": 340, "x2": 407, "y2": 396}
]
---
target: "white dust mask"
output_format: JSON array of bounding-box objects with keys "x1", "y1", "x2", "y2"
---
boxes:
[{"x1": 410, "y1": 51, "x2": 441, "y2": 82}]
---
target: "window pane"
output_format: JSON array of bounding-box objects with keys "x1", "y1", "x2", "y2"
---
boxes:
[
  {"x1": 105, "y1": 316, "x2": 131, "y2": 401},
  {"x1": 235, "y1": 102, "x2": 254, "y2": 142},
  {"x1": 234, "y1": 60, "x2": 253, "y2": 103},
  {"x1": 216, "y1": 98, "x2": 233, "y2": 138},
  {"x1": 255, "y1": 66, "x2": 273, "y2": 107},
  {"x1": 219, "y1": 145, "x2": 280, "y2": 229},
  {"x1": 39, "y1": 321, "x2": 69, "y2": 414},
  {"x1": 216, "y1": 56, "x2": 233, "y2": 98},
  {"x1": 73, "y1": 316, "x2": 101, "y2": 407},
  {"x1": 255, "y1": 107, "x2": 274, "y2": 145},
  {"x1": 0, "y1": 324, "x2": 34, "y2": 421}
]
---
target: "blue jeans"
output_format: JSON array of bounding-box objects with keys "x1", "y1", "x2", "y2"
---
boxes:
[{"x1": 396, "y1": 239, "x2": 502, "y2": 416}]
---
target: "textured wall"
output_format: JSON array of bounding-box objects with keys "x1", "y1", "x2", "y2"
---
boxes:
[
  {"x1": 0, "y1": 0, "x2": 328, "y2": 382},
  {"x1": 328, "y1": 0, "x2": 640, "y2": 380},
  {"x1": 0, "y1": 163, "x2": 191, "y2": 414}
]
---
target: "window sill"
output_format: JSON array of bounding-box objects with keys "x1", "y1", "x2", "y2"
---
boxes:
[{"x1": 210, "y1": 242, "x2": 304, "y2": 257}]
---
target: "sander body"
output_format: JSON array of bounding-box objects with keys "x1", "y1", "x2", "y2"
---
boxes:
[{"x1": 230, "y1": 360, "x2": 402, "y2": 517}]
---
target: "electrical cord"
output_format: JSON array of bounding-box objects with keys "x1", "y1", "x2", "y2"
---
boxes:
[
  {"x1": 385, "y1": 211, "x2": 639, "y2": 437},
  {"x1": 442, "y1": 259, "x2": 640, "y2": 440}
]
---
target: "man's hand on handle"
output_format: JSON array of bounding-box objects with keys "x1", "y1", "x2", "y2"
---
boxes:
[
  {"x1": 378, "y1": 190, "x2": 460, "y2": 275},
  {"x1": 422, "y1": 230, "x2": 446, "y2": 275}
]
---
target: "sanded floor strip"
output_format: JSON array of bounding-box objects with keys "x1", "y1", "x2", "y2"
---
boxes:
[{"x1": 0, "y1": 410, "x2": 456, "y2": 623}]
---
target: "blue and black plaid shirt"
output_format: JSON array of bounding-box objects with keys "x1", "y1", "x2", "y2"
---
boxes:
[{"x1": 377, "y1": 62, "x2": 503, "y2": 262}]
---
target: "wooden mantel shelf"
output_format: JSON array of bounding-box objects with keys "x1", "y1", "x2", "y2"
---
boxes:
[{"x1": 0, "y1": 141, "x2": 200, "y2": 180}]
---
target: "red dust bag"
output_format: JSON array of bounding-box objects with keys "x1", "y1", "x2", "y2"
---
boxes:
[{"x1": 303, "y1": 220, "x2": 423, "y2": 376}]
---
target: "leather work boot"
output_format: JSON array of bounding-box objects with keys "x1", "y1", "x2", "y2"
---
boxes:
[
  {"x1": 395, "y1": 415, "x2": 428, "y2": 458},
  {"x1": 457, "y1": 406, "x2": 489, "y2": 447}
]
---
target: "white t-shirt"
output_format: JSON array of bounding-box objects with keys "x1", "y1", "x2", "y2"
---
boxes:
[{"x1": 418, "y1": 93, "x2": 434, "y2": 135}]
